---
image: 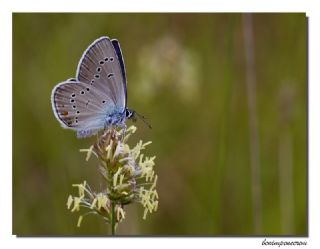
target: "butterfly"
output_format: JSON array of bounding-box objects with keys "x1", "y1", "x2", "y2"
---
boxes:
[{"x1": 51, "y1": 36, "x2": 148, "y2": 138}]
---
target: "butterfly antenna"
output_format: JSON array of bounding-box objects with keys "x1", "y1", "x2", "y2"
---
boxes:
[{"x1": 135, "y1": 111, "x2": 152, "y2": 129}]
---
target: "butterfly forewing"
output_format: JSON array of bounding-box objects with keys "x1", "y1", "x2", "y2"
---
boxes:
[
  {"x1": 51, "y1": 80, "x2": 116, "y2": 131},
  {"x1": 76, "y1": 37, "x2": 126, "y2": 112}
]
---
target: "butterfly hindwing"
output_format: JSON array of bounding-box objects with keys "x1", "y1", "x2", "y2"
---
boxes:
[{"x1": 51, "y1": 80, "x2": 116, "y2": 131}]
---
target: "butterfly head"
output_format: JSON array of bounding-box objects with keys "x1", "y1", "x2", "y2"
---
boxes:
[
  {"x1": 125, "y1": 108, "x2": 135, "y2": 120},
  {"x1": 125, "y1": 108, "x2": 152, "y2": 129}
]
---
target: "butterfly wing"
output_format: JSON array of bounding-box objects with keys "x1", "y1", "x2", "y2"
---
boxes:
[
  {"x1": 51, "y1": 80, "x2": 116, "y2": 136},
  {"x1": 76, "y1": 36, "x2": 127, "y2": 112},
  {"x1": 111, "y1": 39, "x2": 127, "y2": 106}
]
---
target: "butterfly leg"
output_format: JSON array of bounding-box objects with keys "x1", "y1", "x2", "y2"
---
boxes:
[
  {"x1": 118, "y1": 123, "x2": 127, "y2": 141},
  {"x1": 77, "y1": 129, "x2": 99, "y2": 138},
  {"x1": 103, "y1": 117, "x2": 113, "y2": 131}
]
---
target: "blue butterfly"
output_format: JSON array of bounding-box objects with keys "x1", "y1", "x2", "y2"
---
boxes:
[{"x1": 51, "y1": 36, "x2": 148, "y2": 138}]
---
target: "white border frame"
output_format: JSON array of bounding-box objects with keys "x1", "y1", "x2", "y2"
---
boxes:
[{"x1": 1, "y1": 1, "x2": 319, "y2": 249}]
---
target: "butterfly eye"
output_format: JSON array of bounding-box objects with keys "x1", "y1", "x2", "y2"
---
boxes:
[
  {"x1": 71, "y1": 93, "x2": 76, "y2": 98},
  {"x1": 107, "y1": 73, "x2": 114, "y2": 78},
  {"x1": 99, "y1": 60, "x2": 104, "y2": 65},
  {"x1": 94, "y1": 74, "x2": 100, "y2": 79},
  {"x1": 90, "y1": 80, "x2": 94, "y2": 85},
  {"x1": 86, "y1": 88, "x2": 90, "y2": 91},
  {"x1": 80, "y1": 91, "x2": 85, "y2": 94},
  {"x1": 104, "y1": 57, "x2": 109, "y2": 62},
  {"x1": 110, "y1": 57, "x2": 114, "y2": 62},
  {"x1": 96, "y1": 67, "x2": 101, "y2": 72},
  {"x1": 70, "y1": 99, "x2": 75, "y2": 103},
  {"x1": 72, "y1": 105, "x2": 76, "y2": 109}
]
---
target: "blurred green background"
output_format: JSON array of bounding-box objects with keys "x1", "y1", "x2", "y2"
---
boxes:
[{"x1": 13, "y1": 13, "x2": 307, "y2": 236}]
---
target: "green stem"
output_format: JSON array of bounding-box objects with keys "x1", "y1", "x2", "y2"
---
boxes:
[{"x1": 111, "y1": 201, "x2": 116, "y2": 235}]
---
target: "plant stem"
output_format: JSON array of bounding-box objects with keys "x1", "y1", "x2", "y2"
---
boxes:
[
  {"x1": 111, "y1": 201, "x2": 116, "y2": 235},
  {"x1": 242, "y1": 13, "x2": 262, "y2": 234}
]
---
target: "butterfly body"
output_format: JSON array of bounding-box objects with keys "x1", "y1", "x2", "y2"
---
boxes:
[{"x1": 51, "y1": 36, "x2": 137, "y2": 138}]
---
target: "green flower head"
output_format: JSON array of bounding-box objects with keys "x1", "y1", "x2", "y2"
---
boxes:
[{"x1": 67, "y1": 126, "x2": 158, "y2": 231}]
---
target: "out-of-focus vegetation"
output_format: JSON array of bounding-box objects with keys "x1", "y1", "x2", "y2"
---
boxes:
[{"x1": 13, "y1": 13, "x2": 307, "y2": 236}]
